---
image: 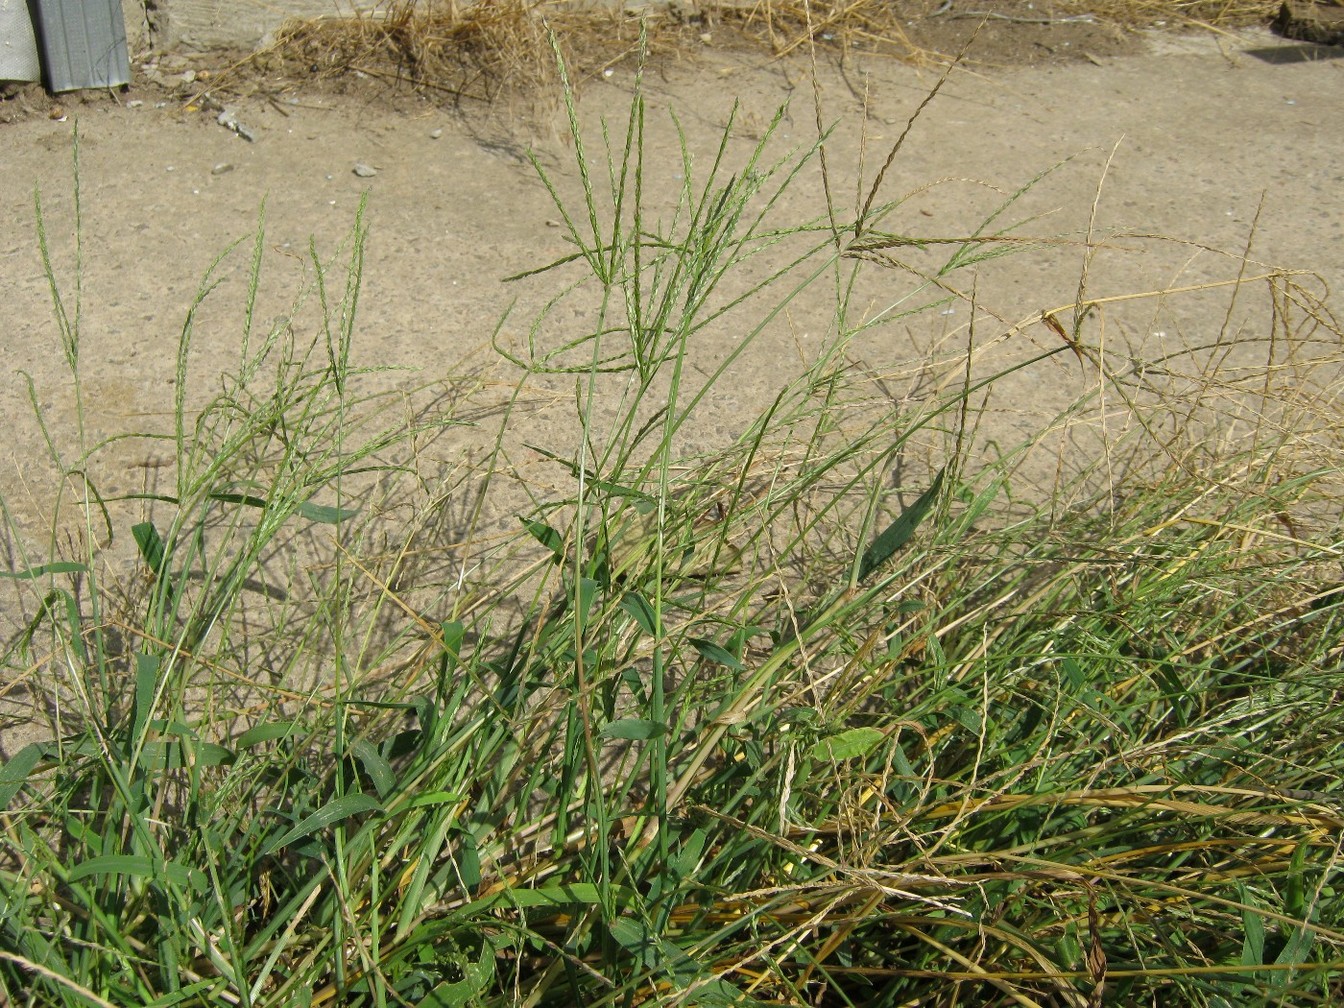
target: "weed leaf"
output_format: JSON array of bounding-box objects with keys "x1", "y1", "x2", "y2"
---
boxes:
[
  {"x1": 811, "y1": 727, "x2": 885, "y2": 762},
  {"x1": 296, "y1": 501, "x2": 360, "y2": 524},
  {"x1": 600, "y1": 718, "x2": 667, "y2": 740},
  {"x1": 620, "y1": 591, "x2": 658, "y2": 635},
  {"x1": 350, "y1": 740, "x2": 395, "y2": 796},
  {"x1": 235, "y1": 721, "x2": 305, "y2": 749},
  {"x1": 0, "y1": 561, "x2": 87, "y2": 580},
  {"x1": 399, "y1": 791, "x2": 466, "y2": 813},
  {"x1": 690, "y1": 637, "x2": 745, "y2": 671},
  {"x1": 441, "y1": 619, "x2": 465, "y2": 662},
  {"x1": 207, "y1": 492, "x2": 358, "y2": 524},
  {"x1": 260, "y1": 793, "x2": 382, "y2": 855},
  {"x1": 1271, "y1": 926, "x2": 1316, "y2": 989},
  {"x1": 857, "y1": 467, "x2": 945, "y2": 584},
  {"x1": 420, "y1": 942, "x2": 495, "y2": 1007},
  {"x1": 68, "y1": 855, "x2": 208, "y2": 892},
  {"x1": 132, "y1": 652, "x2": 159, "y2": 742},
  {"x1": 487, "y1": 882, "x2": 625, "y2": 910},
  {"x1": 521, "y1": 516, "x2": 564, "y2": 561},
  {"x1": 0, "y1": 743, "x2": 45, "y2": 808},
  {"x1": 132, "y1": 521, "x2": 168, "y2": 574}
]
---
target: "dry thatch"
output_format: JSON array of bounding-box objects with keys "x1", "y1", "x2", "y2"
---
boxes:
[
  {"x1": 263, "y1": 0, "x2": 946, "y2": 101},
  {"x1": 1083, "y1": 0, "x2": 1280, "y2": 26},
  {"x1": 269, "y1": 0, "x2": 686, "y2": 102},
  {"x1": 260, "y1": 0, "x2": 1283, "y2": 103}
]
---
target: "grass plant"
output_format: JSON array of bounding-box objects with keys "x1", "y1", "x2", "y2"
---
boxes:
[{"x1": 3, "y1": 50, "x2": 1343, "y2": 1008}]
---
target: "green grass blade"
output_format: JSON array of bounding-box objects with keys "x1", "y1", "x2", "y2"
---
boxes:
[
  {"x1": 260, "y1": 794, "x2": 383, "y2": 856},
  {"x1": 856, "y1": 466, "x2": 945, "y2": 584}
]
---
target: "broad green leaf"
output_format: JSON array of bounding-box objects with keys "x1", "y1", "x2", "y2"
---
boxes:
[
  {"x1": 132, "y1": 652, "x2": 160, "y2": 742},
  {"x1": 261, "y1": 793, "x2": 383, "y2": 855},
  {"x1": 0, "y1": 743, "x2": 45, "y2": 808},
  {"x1": 453, "y1": 827, "x2": 482, "y2": 891},
  {"x1": 235, "y1": 721, "x2": 304, "y2": 748},
  {"x1": 485, "y1": 882, "x2": 632, "y2": 910},
  {"x1": 857, "y1": 467, "x2": 945, "y2": 584},
  {"x1": 132, "y1": 521, "x2": 168, "y2": 574},
  {"x1": 600, "y1": 718, "x2": 667, "y2": 741},
  {"x1": 689, "y1": 637, "x2": 745, "y2": 671},
  {"x1": 1271, "y1": 926, "x2": 1316, "y2": 989},
  {"x1": 1238, "y1": 886, "x2": 1265, "y2": 967},
  {"x1": 0, "y1": 561, "x2": 87, "y2": 580},
  {"x1": 208, "y1": 492, "x2": 358, "y2": 524},
  {"x1": 575, "y1": 577, "x2": 598, "y2": 630},
  {"x1": 68, "y1": 855, "x2": 207, "y2": 892},
  {"x1": 399, "y1": 791, "x2": 466, "y2": 813},
  {"x1": 1061, "y1": 656, "x2": 1087, "y2": 693},
  {"x1": 1286, "y1": 841, "x2": 1307, "y2": 919},
  {"x1": 138, "y1": 740, "x2": 234, "y2": 769},
  {"x1": 296, "y1": 501, "x2": 360, "y2": 524},
  {"x1": 421, "y1": 943, "x2": 495, "y2": 1007},
  {"x1": 668, "y1": 829, "x2": 707, "y2": 881},
  {"x1": 890, "y1": 739, "x2": 915, "y2": 777},
  {"x1": 620, "y1": 591, "x2": 658, "y2": 635},
  {"x1": 521, "y1": 516, "x2": 564, "y2": 561},
  {"x1": 350, "y1": 740, "x2": 395, "y2": 797},
  {"x1": 811, "y1": 727, "x2": 885, "y2": 762},
  {"x1": 952, "y1": 703, "x2": 983, "y2": 734},
  {"x1": 440, "y1": 619, "x2": 465, "y2": 662},
  {"x1": 207, "y1": 492, "x2": 268, "y2": 509},
  {"x1": 1055, "y1": 926, "x2": 1082, "y2": 970},
  {"x1": 48, "y1": 587, "x2": 89, "y2": 663}
]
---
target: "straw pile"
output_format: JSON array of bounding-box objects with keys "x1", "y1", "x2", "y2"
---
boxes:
[
  {"x1": 270, "y1": 0, "x2": 687, "y2": 101},
  {"x1": 265, "y1": 0, "x2": 1284, "y2": 101},
  {"x1": 266, "y1": 0, "x2": 941, "y2": 99}
]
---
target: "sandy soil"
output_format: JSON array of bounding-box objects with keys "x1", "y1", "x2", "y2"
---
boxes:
[{"x1": 2, "y1": 20, "x2": 1342, "y2": 718}]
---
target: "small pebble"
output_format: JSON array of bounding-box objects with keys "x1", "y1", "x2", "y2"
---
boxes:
[
  {"x1": 352, "y1": 162, "x2": 378, "y2": 178},
  {"x1": 211, "y1": 162, "x2": 235, "y2": 175},
  {"x1": 429, "y1": 127, "x2": 443, "y2": 139},
  {"x1": 126, "y1": 99, "x2": 143, "y2": 108}
]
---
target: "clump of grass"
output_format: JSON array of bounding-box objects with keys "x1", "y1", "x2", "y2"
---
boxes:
[{"x1": 4, "y1": 48, "x2": 1343, "y2": 1008}]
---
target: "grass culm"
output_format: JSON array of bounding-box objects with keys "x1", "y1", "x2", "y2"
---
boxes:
[{"x1": 3, "y1": 48, "x2": 1343, "y2": 1008}]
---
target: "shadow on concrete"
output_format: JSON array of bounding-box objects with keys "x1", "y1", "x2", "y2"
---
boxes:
[{"x1": 1245, "y1": 41, "x2": 1344, "y2": 63}]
